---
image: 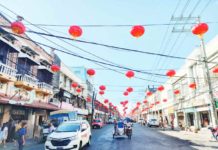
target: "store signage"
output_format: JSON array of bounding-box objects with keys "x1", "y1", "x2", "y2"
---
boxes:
[
  {"x1": 215, "y1": 101, "x2": 218, "y2": 108},
  {"x1": 11, "y1": 109, "x2": 26, "y2": 115}
]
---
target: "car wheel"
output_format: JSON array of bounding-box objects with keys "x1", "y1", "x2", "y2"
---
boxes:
[{"x1": 87, "y1": 136, "x2": 91, "y2": 146}]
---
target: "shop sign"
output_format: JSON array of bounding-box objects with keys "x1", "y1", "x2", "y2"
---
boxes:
[
  {"x1": 11, "y1": 109, "x2": 26, "y2": 115},
  {"x1": 183, "y1": 108, "x2": 196, "y2": 113},
  {"x1": 215, "y1": 101, "x2": 218, "y2": 108}
]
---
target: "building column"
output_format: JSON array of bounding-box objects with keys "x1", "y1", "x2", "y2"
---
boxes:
[
  {"x1": 194, "y1": 111, "x2": 199, "y2": 129},
  {"x1": 184, "y1": 112, "x2": 188, "y2": 127},
  {"x1": 174, "y1": 111, "x2": 178, "y2": 128}
]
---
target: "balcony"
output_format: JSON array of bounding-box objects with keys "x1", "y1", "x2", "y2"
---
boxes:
[
  {"x1": 36, "y1": 82, "x2": 53, "y2": 95},
  {"x1": 15, "y1": 74, "x2": 38, "y2": 91},
  {"x1": 0, "y1": 62, "x2": 17, "y2": 82}
]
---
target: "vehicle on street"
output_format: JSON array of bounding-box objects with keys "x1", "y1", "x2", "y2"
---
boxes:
[
  {"x1": 113, "y1": 121, "x2": 132, "y2": 139},
  {"x1": 92, "y1": 118, "x2": 104, "y2": 129},
  {"x1": 147, "y1": 119, "x2": 159, "y2": 127},
  {"x1": 45, "y1": 120, "x2": 91, "y2": 150},
  {"x1": 107, "y1": 118, "x2": 114, "y2": 124}
]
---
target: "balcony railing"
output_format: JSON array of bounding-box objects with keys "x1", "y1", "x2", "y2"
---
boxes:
[
  {"x1": 0, "y1": 62, "x2": 17, "y2": 77},
  {"x1": 38, "y1": 82, "x2": 53, "y2": 91},
  {"x1": 16, "y1": 74, "x2": 38, "y2": 85}
]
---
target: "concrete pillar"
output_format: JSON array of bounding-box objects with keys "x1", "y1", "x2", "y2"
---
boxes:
[
  {"x1": 194, "y1": 111, "x2": 199, "y2": 129},
  {"x1": 174, "y1": 111, "x2": 178, "y2": 128},
  {"x1": 184, "y1": 112, "x2": 188, "y2": 127},
  {"x1": 27, "y1": 109, "x2": 35, "y2": 138},
  {"x1": 2, "y1": 106, "x2": 11, "y2": 123}
]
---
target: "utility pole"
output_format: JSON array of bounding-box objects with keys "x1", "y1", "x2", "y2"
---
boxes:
[
  {"x1": 199, "y1": 32, "x2": 218, "y2": 127},
  {"x1": 91, "y1": 90, "x2": 96, "y2": 126}
]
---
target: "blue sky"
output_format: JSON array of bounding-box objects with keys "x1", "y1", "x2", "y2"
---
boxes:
[{"x1": 1, "y1": 0, "x2": 218, "y2": 112}]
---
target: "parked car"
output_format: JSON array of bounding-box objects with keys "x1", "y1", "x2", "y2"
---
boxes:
[
  {"x1": 92, "y1": 118, "x2": 104, "y2": 129},
  {"x1": 45, "y1": 120, "x2": 91, "y2": 150},
  {"x1": 107, "y1": 118, "x2": 114, "y2": 124},
  {"x1": 147, "y1": 119, "x2": 159, "y2": 127}
]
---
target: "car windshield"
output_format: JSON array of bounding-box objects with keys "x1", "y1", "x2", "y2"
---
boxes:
[{"x1": 55, "y1": 123, "x2": 80, "y2": 132}]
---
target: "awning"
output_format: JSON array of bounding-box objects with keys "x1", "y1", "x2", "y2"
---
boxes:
[{"x1": 0, "y1": 96, "x2": 59, "y2": 110}]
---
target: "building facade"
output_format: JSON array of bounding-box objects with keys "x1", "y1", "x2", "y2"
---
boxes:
[
  {"x1": 0, "y1": 13, "x2": 56, "y2": 139},
  {"x1": 142, "y1": 35, "x2": 218, "y2": 131}
]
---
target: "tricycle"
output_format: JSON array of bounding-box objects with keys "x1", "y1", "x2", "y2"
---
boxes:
[{"x1": 113, "y1": 121, "x2": 132, "y2": 139}]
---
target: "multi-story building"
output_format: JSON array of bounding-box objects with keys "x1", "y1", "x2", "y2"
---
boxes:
[
  {"x1": 143, "y1": 35, "x2": 218, "y2": 131},
  {"x1": 51, "y1": 55, "x2": 89, "y2": 120},
  {"x1": 0, "y1": 13, "x2": 56, "y2": 139}
]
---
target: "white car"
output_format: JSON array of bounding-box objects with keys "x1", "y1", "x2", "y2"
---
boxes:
[
  {"x1": 45, "y1": 120, "x2": 91, "y2": 150},
  {"x1": 147, "y1": 119, "x2": 159, "y2": 127}
]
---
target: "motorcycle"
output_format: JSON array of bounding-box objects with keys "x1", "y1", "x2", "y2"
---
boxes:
[{"x1": 208, "y1": 127, "x2": 218, "y2": 141}]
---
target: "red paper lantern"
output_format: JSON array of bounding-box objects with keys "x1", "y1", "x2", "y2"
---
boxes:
[
  {"x1": 166, "y1": 70, "x2": 176, "y2": 77},
  {"x1": 104, "y1": 99, "x2": 109, "y2": 104},
  {"x1": 189, "y1": 83, "x2": 197, "y2": 89},
  {"x1": 130, "y1": 25, "x2": 145, "y2": 38},
  {"x1": 163, "y1": 99, "x2": 167, "y2": 102},
  {"x1": 71, "y1": 82, "x2": 78, "y2": 88},
  {"x1": 76, "y1": 88, "x2": 82, "y2": 93},
  {"x1": 51, "y1": 64, "x2": 60, "y2": 72},
  {"x1": 192, "y1": 23, "x2": 208, "y2": 37},
  {"x1": 99, "y1": 85, "x2": 106, "y2": 91},
  {"x1": 126, "y1": 70, "x2": 135, "y2": 79},
  {"x1": 87, "y1": 69, "x2": 95, "y2": 76},
  {"x1": 68, "y1": 25, "x2": 82, "y2": 38},
  {"x1": 11, "y1": 21, "x2": 26, "y2": 34},
  {"x1": 123, "y1": 91, "x2": 129, "y2": 96},
  {"x1": 137, "y1": 102, "x2": 141, "y2": 106},
  {"x1": 86, "y1": 97, "x2": 91, "y2": 102},
  {"x1": 127, "y1": 87, "x2": 133, "y2": 93},
  {"x1": 143, "y1": 100, "x2": 148, "y2": 104},
  {"x1": 157, "y1": 85, "x2": 164, "y2": 91},
  {"x1": 120, "y1": 101, "x2": 124, "y2": 105},
  {"x1": 174, "y1": 90, "x2": 180, "y2": 95},
  {"x1": 212, "y1": 67, "x2": 218, "y2": 73},
  {"x1": 99, "y1": 91, "x2": 104, "y2": 95},
  {"x1": 146, "y1": 91, "x2": 152, "y2": 96},
  {"x1": 155, "y1": 101, "x2": 160, "y2": 105},
  {"x1": 124, "y1": 100, "x2": 128, "y2": 104}
]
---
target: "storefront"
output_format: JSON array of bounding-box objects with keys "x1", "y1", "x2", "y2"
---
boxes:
[{"x1": 11, "y1": 106, "x2": 28, "y2": 121}]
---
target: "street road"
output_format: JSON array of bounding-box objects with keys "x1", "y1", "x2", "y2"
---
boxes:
[{"x1": 2, "y1": 124, "x2": 199, "y2": 150}]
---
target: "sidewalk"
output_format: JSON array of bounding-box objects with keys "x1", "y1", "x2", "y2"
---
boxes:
[
  {"x1": 158, "y1": 129, "x2": 218, "y2": 150},
  {"x1": 0, "y1": 139, "x2": 39, "y2": 150}
]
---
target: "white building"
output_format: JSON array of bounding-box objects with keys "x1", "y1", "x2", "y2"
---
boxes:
[{"x1": 143, "y1": 35, "x2": 218, "y2": 130}]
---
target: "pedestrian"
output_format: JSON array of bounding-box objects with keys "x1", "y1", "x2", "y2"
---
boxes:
[
  {"x1": 0, "y1": 122, "x2": 8, "y2": 148},
  {"x1": 16, "y1": 121, "x2": 27, "y2": 150},
  {"x1": 48, "y1": 123, "x2": 55, "y2": 133}
]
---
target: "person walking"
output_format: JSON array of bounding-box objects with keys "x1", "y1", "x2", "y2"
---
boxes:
[
  {"x1": 16, "y1": 121, "x2": 27, "y2": 150},
  {"x1": 0, "y1": 122, "x2": 8, "y2": 148}
]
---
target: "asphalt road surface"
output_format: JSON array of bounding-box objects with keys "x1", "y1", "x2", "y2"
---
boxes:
[{"x1": 9, "y1": 123, "x2": 198, "y2": 150}]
